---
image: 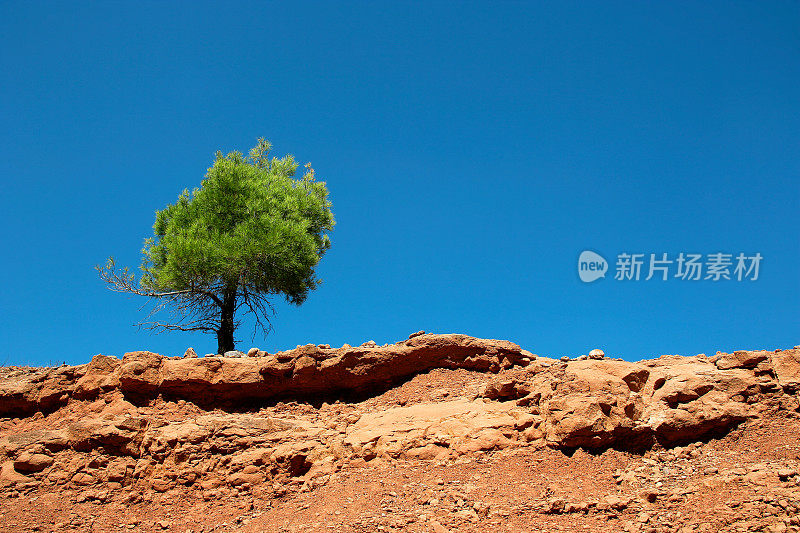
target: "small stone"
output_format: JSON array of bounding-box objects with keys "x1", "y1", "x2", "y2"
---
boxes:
[
  {"x1": 246, "y1": 347, "x2": 259, "y2": 357},
  {"x1": 361, "y1": 340, "x2": 378, "y2": 348},
  {"x1": 224, "y1": 350, "x2": 246, "y2": 358},
  {"x1": 70, "y1": 472, "x2": 96, "y2": 486},
  {"x1": 603, "y1": 495, "x2": 628, "y2": 511},
  {"x1": 565, "y1": 501, "x2": 588, "y2": 513},
  {"x1": 589, "y1": 349, "x2": 605, "y2": 359},
  {"x1": 318, "y1": 344, "x2": 331, "y2": 349},
  {"x1": 408, "y1": 330, "x2": 426, "y2": 339},
  {"x1": 183, "y1": 347, "x2": 198, "y2": 358},
  {"x1": 546, "y1": 497, "x2": 566, "y2": 513},
  {"x1": 560, "y1": 356, "x2": 570, "y2": 362},
  {"x1": 641, "y1": 490, "x2": 658, "y2": 503}
]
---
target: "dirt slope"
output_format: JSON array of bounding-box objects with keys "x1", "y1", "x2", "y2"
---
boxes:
[{"x1": 0, "y1": 334, "x2": 798, "y2": 532}]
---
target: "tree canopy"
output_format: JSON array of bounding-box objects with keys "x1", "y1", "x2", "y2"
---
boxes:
[{"x1": 98, "y1": 139, "x2": 335, "y2": 353}]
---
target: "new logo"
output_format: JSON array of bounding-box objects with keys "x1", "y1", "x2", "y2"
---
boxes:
[{"x1": 578, "y1": 250, "x2": 607, "y2": 283}]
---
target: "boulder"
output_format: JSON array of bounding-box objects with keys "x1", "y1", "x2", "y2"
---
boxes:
[
  {"x1": 0, "y1": 461, "x2": 32, "y2": 486},
  {"x1": 74, "y1": 354, "x2": 121, "y2": 398},
  {"x1": 13, "y1": 452, "x2": 54, "y2": 473},
  {"x1": 714, "y1": 350, "x2": 769, "y2": 370},
  {"x1": 771, "y1": 349, "x2": 800, "y2": 391},
  {"x1": 482, "y1": 355, "x2": 767, "y2": 449},
  {"x1": 589, "y1": 349, "x2": 605, "y2": 360}
]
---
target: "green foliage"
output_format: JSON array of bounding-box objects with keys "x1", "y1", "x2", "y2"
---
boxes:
[
  {"x1": 99, "y1": 139, "x2": 334, "y2": 350},
  {"x1": 141, "y1": 138, "x2": 334, "y2": 305}
]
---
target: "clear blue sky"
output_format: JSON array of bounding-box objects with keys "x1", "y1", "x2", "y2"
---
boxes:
[{"x1": 1, "y1": 2, "x2": 798, "y2": 366}]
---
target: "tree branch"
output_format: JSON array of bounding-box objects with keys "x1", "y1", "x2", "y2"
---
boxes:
[{"x1": 139, "y1": 321, "x2": 217, "y2": 333}]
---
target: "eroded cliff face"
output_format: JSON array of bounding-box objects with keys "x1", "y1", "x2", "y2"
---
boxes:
[
  {"x1": 1, "y1": 334, "x2": 529, "y2": 416},
  {"x1": 0, "y1": 335, "x2": 798, "y2": 532}
]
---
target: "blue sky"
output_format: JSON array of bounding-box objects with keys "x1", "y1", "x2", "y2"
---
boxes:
[{"x1": 1, "y1": 2, "x2": 798, "y2": 366}]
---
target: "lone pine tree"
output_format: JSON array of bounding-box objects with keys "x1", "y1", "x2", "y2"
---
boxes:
[{"x1": 98, "y1": 139, "x2": 335, "y2": 353}]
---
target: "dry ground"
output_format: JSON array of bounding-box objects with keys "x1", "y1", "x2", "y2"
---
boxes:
[{"x1": 1, "y1": 368, "x2": 798, "y2": 533}]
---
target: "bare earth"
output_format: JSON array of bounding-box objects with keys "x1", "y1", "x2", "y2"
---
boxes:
[{"x1": 0, "y1": 334, "x2": 798, "y2": 533}]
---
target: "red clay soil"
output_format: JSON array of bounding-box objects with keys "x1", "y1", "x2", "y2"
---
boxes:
[{"x1": 0, "y1": 337, "x2": 798, "y2": 533}]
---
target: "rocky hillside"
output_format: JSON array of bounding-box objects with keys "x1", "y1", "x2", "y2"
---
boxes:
[{"x1": 0, "y1": 334, "x2": 798, "y2": 532}]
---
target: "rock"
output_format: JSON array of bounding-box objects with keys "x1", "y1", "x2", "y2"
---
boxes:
[
  {"x1": 246, "y1": 347, "x2": 259, "y2": 357},
  {"x1": 110, "y1": 334, "x2": 531, "y2": 407},
  {"x1": 106, "y1": 459, "x2": 131, "y2": 482},
  {"x1": 600, "y1": 495, "x2": 628, "y2": 511},
  {"x1": 183, "y1": 347, "x2": 198, "y2": 358},
  {"x1": 361, "y1": 340, "x2": 378, "y2": 348},
  {"x1": 714, "y1": 350, "x2": 769, "y2": 370},
  {"x1": 0, "y1": 461, "x2": 32, "y2": 485},
  {"x1": 565, "y1": 501, "x2": 588, "y2": 513},
  {"x1": 204, "y1": 353, "x2": 216, "y2": 358},
  {"x1": 70, "y1": 472, "x2": 96, "y2": 486},
  {"x1": 771, "y1": 349, "x2": 800, "y2": 391},
  {"x1": 0, "y1": 364, "x2": 87, "y2": 417},
  {"x1": 589, "y1": 349, "x2": 605, "y2": 360},
  {"x1": 224, "y1": 350, "x2": 246, "y2": 358},
  {"x1": 317, "y1": 344, "x2": 331, "y2": 349},
  {"x1": 641, "y1": 490, "x2": 659, "y2": 503},
  {"x1": 2, "y1": 334, "x2": 800, "y2": 516},
  {"x1": 546, "y1": 497, "x2": 566, "y2": 513},
  {"x1": 72, "y1": 356, "x2": 121, "y2": 400},
  {"x1": 560, "y1": 356, "x2": 570, "y2": 362},
  {"x1": 431, "y1": 521, "x2": 450, "y2": 533},
  {"x1": 0, "y1": 429, "x2": 69, "y2": 457},
  {"x1": 483, "y1": 378, "x2": 526, "y2": 400},
  {"x1": 408, "y1": 330, "x2": 426, "y2": 339},
  {"x1": 472, "y1": 501, "x2": 489, "y2": 516},
  {"x1": 13, "y1": 452, "x2": 53, "y2": 473},
  {"x1": 150, "y1": 477, "x2": 173, "y2": 492},
  {"x1": 344, "y1": 399, "x2": 525, "y2": 459}
]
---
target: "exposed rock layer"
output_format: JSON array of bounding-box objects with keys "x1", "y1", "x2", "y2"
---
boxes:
[
  {"x1": 0, "y1": 335, "x2": 797, "y2": 522},
  {"x1": 1, "y1": 334, "x2": 528, "y2": 416}
]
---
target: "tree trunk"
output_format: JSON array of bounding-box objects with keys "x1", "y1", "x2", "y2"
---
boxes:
[{"x1": 216, "y1": 286, "x2": 237, "y2": 354}]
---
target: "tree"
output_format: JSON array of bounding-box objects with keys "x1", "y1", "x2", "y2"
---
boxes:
[{"x1": 98, "y1": 139, "x2": 335, "y2": 354}]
